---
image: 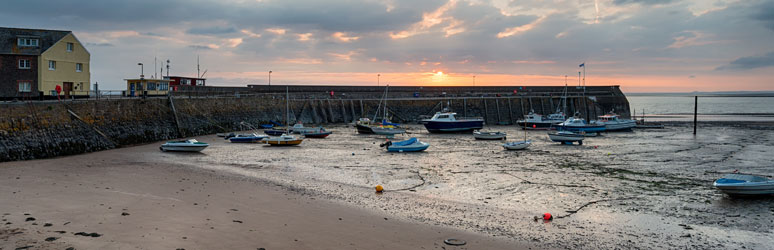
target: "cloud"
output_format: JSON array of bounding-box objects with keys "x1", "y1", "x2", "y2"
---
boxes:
[
  {"x1": 85, "y1": 42, "x2": 114, "y2": 47},
  {"x1": 716, "y1": 51, "x2": 774, "y2": 70},
  {"x1": 612, "y1": 0, "x2": 677, "y2": 5},
  {"x1": 187, "y1": 26, "x2": 237, "y2": 35},
  {"x1": 188, "y1": 45, "x2": 215, "y2": 50},
  {"x1": 751, "y1": 1, "x2": 774, "y2": 31}
]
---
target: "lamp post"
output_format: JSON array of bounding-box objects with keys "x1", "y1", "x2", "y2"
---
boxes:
[
  {"x1": 138, "y1": 63, "x2": 144, "y2": 78},
  {"x1": 377, "y1": 74, "x2": 380, "y2": 87},
  {"x1": 269, "y1": 70, "x2": 272, "y2": 86}
]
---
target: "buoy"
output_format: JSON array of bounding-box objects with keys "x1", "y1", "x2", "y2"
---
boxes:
[
  {"x1": 594, "y1": 146, "x2": 598, "y2": 149},
  {"x1": 375, "y1": 185, "x2": 384, "y2": 193},
  {"x1": 532, "y1": 124, "x2": 536, "y2": 128},
  {"x1": 543, "y1": 213, "x2": 553, "y2": 220}
]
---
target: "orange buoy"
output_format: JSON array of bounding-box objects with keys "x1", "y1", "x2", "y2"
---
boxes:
[
  {"x1": 375, "y1": 185, "x2": 384, "y2": 193},
  {"x1": 543, "y1": 213, "x2": 552, "y2": 220}
]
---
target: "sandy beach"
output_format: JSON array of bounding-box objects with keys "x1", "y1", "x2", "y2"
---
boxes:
[{"x1": 2, "y1": 122, "x2": 774, "y2": 249}]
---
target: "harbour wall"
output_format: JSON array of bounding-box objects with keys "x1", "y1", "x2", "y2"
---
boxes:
[{"x1": 0, "y1": 85, "x2": 629, "y2": 162}]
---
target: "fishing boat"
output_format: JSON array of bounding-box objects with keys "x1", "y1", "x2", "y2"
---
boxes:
[
  {"x1": 592, "y1": 112, "x2": 636, "y2": 131},
  {"x1": 355, "y1": 118, "x2": 375, "y2": 134},
  {"x1": 503, "y1": 140, "x2": 531, "y2": 150},
  {"x1": 291, "y1": 123, "x2": 323, "y2": 134},
  {"x1": 421, "y1": 110, "x2": 484, "y2": 133},
  {"x1": 229, "y1": 133, "x2": 268, "y2": 143},
  {"x1": 548, "y1": 131, "x2": 585, "y2": 145},
  {"x1": 517, "y1": 110, "x2": 565, "y2": 130},
  {"x1": 264, "y1": 86, "x2": 304, "y2": 146},
  {"x1": 380, "y1": 137, "x2": 429, "y2": 152},
  {"x1": 713, "y1": 173, "x2": 774, "y2": 195},
  {"x1": 555, "y1": 116, "x2": 606, "y2": 133},
  {"x1": 473, "y1": 131, "x2": 506, "y2": 140},
  {"x1": 160, "y1": 139, "x2": 209, "y2": 152},
  {"x1": 300, "y1": 127, "x2": 332, "y2": 138}
]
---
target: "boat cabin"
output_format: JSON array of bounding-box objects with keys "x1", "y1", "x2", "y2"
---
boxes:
[
  {"x1": 429, "y1": 112, "x2": 459, "y2": 121},
  {"x1": 596, "y1": 113, "x2": 621, "y2": 122},
  {"x1": 561, "y1": 117, "x2": 589, "y2": 126}
]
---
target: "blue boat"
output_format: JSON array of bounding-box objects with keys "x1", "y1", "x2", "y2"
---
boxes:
[
  {"x1": 229, "y1": 133, "x2": 269, "y2": 143},
  {"x1": 555, "y1": 117, "x2": 606, "y2": 133},
  {"x1": 421, "y1": 111, "x2": 484, "y2": 133},
  {"x1": 260, "y1": 120, "x2": 283, "y2": 129},
  {"x1": 380, "y1": 137, "x2": 429, "y2": 152},
  {"x1": 264, "y1": 129, "x2": 286, "y2": 136}
]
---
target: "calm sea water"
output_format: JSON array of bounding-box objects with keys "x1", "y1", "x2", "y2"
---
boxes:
[{"x1": 627, "y1": 96, "x2": 774, "y2": 121}]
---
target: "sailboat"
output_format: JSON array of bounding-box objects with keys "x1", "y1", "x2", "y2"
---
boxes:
[
  {"x1": 503, "y1": 119, "x2": 531, "y2": 150},
  {"x1": 365, "y1": 85, "x2": 405, "y2": 135},
  {"x1": 264, "y1": 86, "x2": 304, "y2": 146}
]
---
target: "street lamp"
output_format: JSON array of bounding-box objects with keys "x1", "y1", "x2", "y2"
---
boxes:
[
  {"x1": 269, "y1": 70, "x2": 272, "y2": 86},
  {"x1": 138, "y1": 63, "x2": 144, "y2": 78},
  {"x1": 377, "y1": 74, "x2": 380, "y2": 87}
]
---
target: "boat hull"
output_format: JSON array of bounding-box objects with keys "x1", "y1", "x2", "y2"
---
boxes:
[
  {"x1": 600, "y1": 121, "x2": 636, "y2": 131},
  {"x1": 229, "y1": 137, "x2": 266, "y2": 143},
  {"x1": 160, "y1": 145, "x2": 208, "y2": 152},
  {"x1": 473, "y1": 132, "x2": 506, "y2": 140},
  {"x1": 503, "y1": 141, "x2": 531, "y2": 150},
  {"x1": 264, "y1": 129, "x2": 286, "y2": 136},
  {"x1": 372, "y1": 127, "x2": 405, "y2": 135},
  {"x1": 302, "y1": 132, "x2": 332, "y2": 138},
  {"x1": 355, "y1": 124, "x2": 375, "y2": 134},
  {"x1": 548, "y1": 133, "x2": 584, "y2": 144},
  {"x1": 714, "y1": 181, "x2": 774, "y2": 195},
  {"x1": 387, "y1": 144, "x2": 429, "y2": 152},
  {"x1": 423, "y1": 120, "x2": 484, "y2": 133},
  {"x1": 555, "y1": 125, "x2": 606, "y2": 133},
  {"x1": 264, "y1": 139, "x2": 303, "y2": 146},
  {"x1": 517, "y1": 121, "x2": 559, "y2": 130}
]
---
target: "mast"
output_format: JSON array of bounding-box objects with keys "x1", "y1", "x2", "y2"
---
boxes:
[
  {"x1": 384, "y1": 85, "x2": 389, "y2": 121},
  {"x1": 563, "y1": 75, "x2": 568, "y2": 114},
  {"x1": 286, "y1": 86, "x2": 289, "y2": 134}
]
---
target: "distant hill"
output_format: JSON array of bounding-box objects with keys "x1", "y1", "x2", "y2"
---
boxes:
[{"x1": 628, "y1": 91, "x2": 774, "y2": 97}]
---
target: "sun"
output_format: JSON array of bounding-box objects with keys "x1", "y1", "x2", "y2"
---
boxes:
[
  {"x1": 431, "y1": 71, "x2": 446, "y2": 82},
  {"x1": 435, "y1": 71, "x2": 444, "y2": 76}
]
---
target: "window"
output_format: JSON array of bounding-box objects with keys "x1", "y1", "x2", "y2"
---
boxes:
[
  {"x1": 196, "y1": 79, "x2": 204, "y2": 86},
  {"x1": 48, "y1": 61, "x2": 56, "y2": 70},
  {"x1": 76, "y1": 63, "x2": 83, "y2": 72},
  {"x1": 67, "y1": 43, "x2": 74, "y2": 52},
  {"x1": 18, "y1": 82, "x2": 31, "y2": 92},
  {"x1": 159, "y1": 82, "x2": 169, "y2": 90},
  {"x1": 18, "y1": 59, "x2": 31, "y2": 69},
  {"x1": 148, "y1": 82, "x2": 157, "y2": 90},
  {"x1": 181, "y1": 79, "x2": 191, "y2": 85},
  {"x1": 17, "y1": 38, "x2": 39, "y2": 47}
]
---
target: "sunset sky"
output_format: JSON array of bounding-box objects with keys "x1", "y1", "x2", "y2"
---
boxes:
[{"x1": 2, "y1": 0, "x2": 773, "y2": 92}]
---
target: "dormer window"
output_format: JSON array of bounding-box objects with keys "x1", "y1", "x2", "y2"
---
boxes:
[{"x1": 17, "y1": 38, "x2": 39, "y2": 47}]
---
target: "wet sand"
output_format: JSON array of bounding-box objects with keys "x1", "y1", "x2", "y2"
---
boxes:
[
  {"x1": 0, "y1": 149, "x2": 527, "y2": 250},
  {"x1": 3, "y1": 122, "x2": 774, "y2": 249}
]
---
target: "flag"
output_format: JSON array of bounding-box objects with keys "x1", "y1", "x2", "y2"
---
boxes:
[{"x1": 579, "y1": 63, "x2": 585, "y2": 67}]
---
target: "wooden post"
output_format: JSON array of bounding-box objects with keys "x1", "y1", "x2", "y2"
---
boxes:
[
  {"x1": 495, "y1": 98, "x2": 501, "y2": 124},
  {"x1": 482, "y1": 98, "x2": 489, "y2": 124},
  {"x1": 693, "y1": 96, "x2": 698, "y2": 135}
]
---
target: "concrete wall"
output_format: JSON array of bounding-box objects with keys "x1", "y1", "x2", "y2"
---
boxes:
[
  {"x1": 39, "y1": 33, "x2": 90, "y2": 96},
  {"x1": 0, "y1": 90, "x2": 629, "y2": 162}
]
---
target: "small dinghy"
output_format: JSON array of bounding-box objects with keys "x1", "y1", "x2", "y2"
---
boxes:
[
  {"x1": 713, "y1": 174, "x2": 774, "y2": 196},
  {"x1": 380, "y1": 137, "x2": 429, "y2": 152},
  {"x1": 548, "y1": 131, "x2": 584, "y2": 145},
  {"x1": 503, "y1": 140, "x2": 531, "y2": 150},
  {"x1": 229, "y1": 133, "x2": 269, "y2": 143},
  {"x1": 473, "y1": 131, "x2": 506, "y2": 140},
  {"x1": 160, "y1": 139, "x2": 209, "y2": 152}
]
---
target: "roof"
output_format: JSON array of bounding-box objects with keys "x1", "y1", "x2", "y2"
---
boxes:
[
  {"x1": 125, "y1": 78, "x2": 173, "y2": 82},
  {"x1": 0, "y1": 27, "x2": 71, "y2": 55}
]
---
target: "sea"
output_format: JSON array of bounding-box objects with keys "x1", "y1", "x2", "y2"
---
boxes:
[{"x1": 627, "y1": 95, "x2": 774, "y2": 121}]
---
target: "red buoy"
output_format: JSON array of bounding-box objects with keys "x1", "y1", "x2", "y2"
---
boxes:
[
  {"x1": 532, "y1": 124, "x2": 536, "y2": 128},
  {"x1": 543, "y1": 213, "x2": 552, "y2": 220}
]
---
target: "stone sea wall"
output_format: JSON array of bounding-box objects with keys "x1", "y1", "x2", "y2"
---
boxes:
[{"x1": 0, "y1": 87, "x2": 629, "y2": 162}]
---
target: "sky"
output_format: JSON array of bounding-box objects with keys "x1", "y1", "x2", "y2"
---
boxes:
[{"x1": 2, "y1": 0, "x2": 773, "y2": 92}]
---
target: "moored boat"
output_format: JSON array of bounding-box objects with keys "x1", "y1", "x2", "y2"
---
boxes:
[
  {"x1": 592, "y1": 112, "x2": 636, "y2": 131},
  {"x1": 380, "y1": 137, "x2": 429, "y2": 152},
  {"x1": 421, "y1": 110, "x2": 484, "y2": 133},
  {"x1": 263, "y1": 134, "x2": 304, "y2": 146},
  {"x1": 291, "y1": 123, "x2": 323, "y2": 134},
  {"x1": 517, "y1": 110, "x2": 565, "y2": 130},
  {"x1": 503, "y1": 140, "x2": 531, "y2": 150},
  {"x1": 300, "y1": 127, "x2": 332, "y2": 138},
  {"x1": 228, "y1": 133, "x2": 268, "y2": 143},
  {"x1": 372, "y1": 126, "x2": 406, "y2": 135},
  {"x1": 160, "y1": 139, "x2": 209, "y2": 152},
  {"x1": 473, "y1": 131, "x2": 506, "y2": 140},
  {"x1": 713, "y1": 174, "x2": 774, "y2": 195},
  {"x1": 555, "y1": 116, "x2": 606, "y2": 133},
  {"x1": 548, "y1": 131, "x2": 585, "y2": 145},
  {"x1": 355, "y1": 118, "x2": 376, "y2": 134},
  {"x1": 264, "y1": 129, "x2": 286, "y2": 136}
]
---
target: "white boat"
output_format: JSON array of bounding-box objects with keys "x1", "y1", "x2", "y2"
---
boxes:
[
  {"x1": 473, "y1": 131, "x2": 506, "y2": 140},
  {"x1": 502, "y1": 140, "x2": 531, "y2": 150},
  {"x1": 291, "y1": 123, "x2": 322, "y2": 134},
  {"x1": 372, "y1": 126, "x2": 406, "y2": 135},
  {"x1": 713, "y1": 174, "x2": 774, "y2": 195},
  {"x1": 548, "y1": 131, "x2": 585, "y2": 145},
  {"x1": 517, "y1": 110, "x2": 565, "y2": 130},
  {"x1": 160, "y1": 139, "x2": 209, "y2": 152},
  {"x1": 263, "y1": 133, "x2": 304, "y2": 146},
  {"x1": 592, "y1": 112, "x2": 636, "y2": 131}
]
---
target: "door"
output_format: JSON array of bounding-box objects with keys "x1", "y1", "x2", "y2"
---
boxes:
[
  {"x1": 63, "y1": 82, "x2": 73, "y2": 99},
  {"x1": 130, "y1": 83, "x2": 135, "y2": 96}
]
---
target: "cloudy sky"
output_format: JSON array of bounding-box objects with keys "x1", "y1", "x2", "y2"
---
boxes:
[{"x1": 2, "y1": 0, "x2": 773, "y2": 92}]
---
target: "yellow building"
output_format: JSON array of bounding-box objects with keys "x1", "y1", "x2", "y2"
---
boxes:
[
  {"x1": 38, "y1": 32, "x2": 91, "y2": 97},
  {"x1": 124, "y1": 78, "x2": 171, "y2": 97}
]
